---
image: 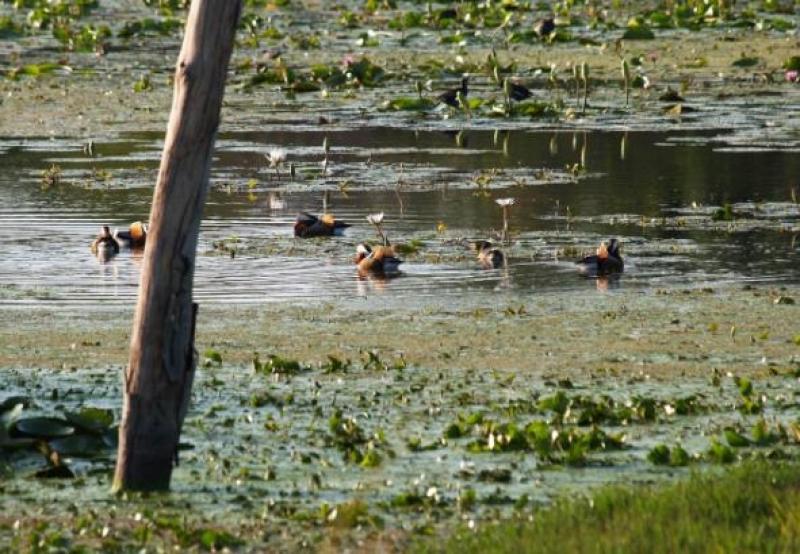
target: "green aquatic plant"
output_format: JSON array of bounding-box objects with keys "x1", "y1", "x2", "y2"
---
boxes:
[
  {"x1": 133, "y1": 73, "x2": 152, "y2": 92},
  {"x1": 53, "y1": 21, "x2": 111, "y2": 53},
  {"x1": 724, "y1": 427, "x2": 751, "y2": 448},
  {"x1": 320, "y1": 354, "x2": 351, "y2": 373},
  {"x1": 732, "y1": 55, "x2": 760, "y2": 68},
  {"x1": 734, "y1": 375, "x2": 763, "y2": 414},
  {"x1": 41, "y1": 165, "x2": 63, "y2": 188},
  {"x1": 394, "y1": 239, "x2": 424, "y2": 255},
  {"x1": 383, "y1": 96, "x2": 435, "y2": 111},
  {"x1": 784, "y1": 57, "x2": 800, "y2": 71},
  {"x1": 424, "y1": 462, "x2": 800, "y2": 553},
  {"x1": 622, "y1": 18, "x2": 655, "y2": 39},
  {"x1": 321, "y1": 499, "x2": 381, "y2": 529},
  {"x1": 0, "y1": 15, "x2": 23, "y2": 38},
  {"x1": 580, "y1": 62, "x2": 589, "y2": 114},
  {"x1": 118, "y1": 17, "x2": 182, "y2": 39},
  {"x1": 252, "y1": 353, "x2": 305, "y2": 374},
  {"x1": 621, "y1": 59, "x2": 631, "y2": 106},
  {"x1": 707, "y1": 439, "x2": 736, "y2": 464},
  {"x1": 202, "y1": 348, "x2": 222, "y2": 367},
  {"x1": 711, "y1": 203, "x2": 735, "y2": 221}
]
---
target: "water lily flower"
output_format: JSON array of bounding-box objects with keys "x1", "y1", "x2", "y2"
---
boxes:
[
  {"x1": 267, "y1": 148, "x2": 287, "y2": 168},
  {"x1": 495, "y1": 197, "x2": 515, "y2": 207},
  {"x1": 367, "y1": 212, "x2": 384, "y2": 225},
  {"x1": 786, "y1": 70, "x2": 799, "y2": 83},
  {"x1": 268, "y1": 193, "x2": 285, "y2": 210}
]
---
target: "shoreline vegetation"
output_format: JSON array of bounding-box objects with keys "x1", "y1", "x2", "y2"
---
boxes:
[
  {"x1": 417, "y1": 461, "x2": 800, "y2": 554},
  {"x1": 2, "y1": 461, "x2": 798, "y2": 551}
]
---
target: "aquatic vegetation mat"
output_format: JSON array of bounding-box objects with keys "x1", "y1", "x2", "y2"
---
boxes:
[{"x1": 2, "y1": 338, "x2": 800, "y2": 549}]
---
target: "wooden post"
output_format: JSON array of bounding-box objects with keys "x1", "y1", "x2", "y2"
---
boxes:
[{"x1": 113, "y1": 0, "x2": 241, "y2": 492}]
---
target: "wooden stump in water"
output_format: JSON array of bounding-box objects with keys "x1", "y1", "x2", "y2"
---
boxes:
[{"x1": 112, "y1": 0, "x2": 242, "y2": 492}]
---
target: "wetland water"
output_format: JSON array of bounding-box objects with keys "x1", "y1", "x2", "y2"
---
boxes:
[
  {"x1": 0, "y1": 127, "x2": 798, "y2": 308},
  {"x1": 2, "y1": 1, "x2": 800, "y2": 548}
]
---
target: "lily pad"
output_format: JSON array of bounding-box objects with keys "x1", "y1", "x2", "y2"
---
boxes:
[
  {"x1": 0, "y1": 437, "x2": 37, "y2": 452},
  {"x1": 13, "y1": 417, "x2": 74, "y2": 439},
  {"x1": 383, "y1": 97, "x2": 435, "y2": 111},
  {"x1": 782, "y1": 56, "x2": 800, "y2": 71},
  {"x1": 0, "y1": 396, "x2": 30, "y2": 414},
  {"x1": 64, "y1": 407, "x2": 114, "y2": 434},
  {"x1": 102, "y1": 426, "x2": 119, "y2": 448},
  {"x1": 622, "y1": 25, "x2": 655, "y2": 40},
  {"x1": 34, "y1": 464, "x2": 75, "y2": 479},
  {"x1": 50, "y1": 434, "x2": 108, "y2": 457},
  {"x1": 732, "y1": 56, "x2": 759, "y2": 68}
]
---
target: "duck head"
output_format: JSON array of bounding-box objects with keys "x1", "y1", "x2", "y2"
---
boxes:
[
  {"x1": 607, "y1": 238, "x2": 621, "y2": 258},
  {"x1": 354, "y1": 243, "x2": 372, "y2": 264},
  {"x1": 596, "y1": 241, "x2": 609, "y2": 260},
  {"x1": 130, "y1": 221, "x2": 148, "y2": 241},
  {"x1": 474, "y1": 240, "x2": 493, "y2": 254},
  {"x1": 460, "y1": 75, "x2": 469, "y2": 94}
]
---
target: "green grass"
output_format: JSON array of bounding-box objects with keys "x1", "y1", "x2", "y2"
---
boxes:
[{"x1": 417, "y1": 462, "x2": 800, "y2": 554}]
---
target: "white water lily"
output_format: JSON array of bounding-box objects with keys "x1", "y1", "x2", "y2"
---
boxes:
[
  {"x1": 267, "y1": 148, "x2": 287, "y2": 168},
  {"x1": 495, "y1": 197, "x2": 515, "y2": 207},
  {"x1": 367, "y1": 212, "x2": 384, "y2": 225},
  {"x1": 268, "y1": 193, "x2": 285, "y2": 210}
]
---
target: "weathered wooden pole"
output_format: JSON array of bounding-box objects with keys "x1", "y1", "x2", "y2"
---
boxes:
[{"x1": 113, "y1": 0, "x2": 242, "y2": 492}]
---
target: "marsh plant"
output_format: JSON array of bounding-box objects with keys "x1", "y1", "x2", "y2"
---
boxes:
[
  {"x1": 41, "y1": 164, "x2": 63, "y2": 189},
  {"x1": 580, "y1": 62, "x2": 589, "y2": 114},
  {"x1": 622, "y1": 59, "x2": 631, "y2": 106},
  {"x1": 321, "y1": 136, "x2": 330, "y2": 176},
  {"x1": 367, "y1": 212, "x2": 388, "y2": 244},
  {"x1": 266, "y1": 147, "x2": 287, "y2": 178},
  {"x1": 495, "y1": 197, "x2": 514, "y2": 243}
]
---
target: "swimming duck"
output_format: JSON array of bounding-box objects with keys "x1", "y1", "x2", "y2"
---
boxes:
[
  {"x1": 505, "y1": 79, "x2": 532, "y2": 102},
  {"x1": 576, "y1": 239, "x2": 624, "y2": 275},
  {"x1": 354, "y1": 243, "x2": 403, "y2": 276},
  {"x1": 474, "y1": 240, "x2": 505, "y2": 269},
  {"x1": 438, "y1": 76, "x2": 469, "y2": 108},
  {"x1": 294, "y1": 212, "x2": 350, "y2": 238},
  {"x1": 90, "y1": 226, "x2": 120, "y2": 260},
  {"x1": 114, "y1": 221, "x2": 147, "y2": 248},
  {"x1": 534, "y1": 17, "x2": 556, "y2": 38}
]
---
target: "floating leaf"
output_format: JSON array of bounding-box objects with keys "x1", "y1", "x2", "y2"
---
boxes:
[
  {"x1": 648, "y1": 444, "x2": 671, "y2": 465},
  {"x1": 64, "y1": 407, "x2": 113, "y2": 434},
  {"x1": 0, "y1": 438, "x2": 37, "y2": 452},
  {"x1": 724, "y1": 428, "x2": 750, "y2": 448},
  {"x1": 102, "y1": 426, "x2": 119, "y2": 448},
  {"x1": 0, "y1": 396, "x2": 30, "y2": 414},
  {"x1": 622, "y1": 19, "x2": 655, "y2": 39},
  {"x1": 783, "y1": 56, "x2": 800, "y2": 71},
  {"x1": 712, "y1": 203, "x2": 734, "y2": 221},
  {"x1": 34, "y1": 464, "x2": 75, "y2": 479},
  {"x1": 383, "y1": 96, "x2": 435, "y2": 111},
  {"x1": 670, "y1": 445, "x2": 691, "y2": 466},
  {"x1": 732, "y1": 56, "x2": 759, "y2": 68},
  {"x1": 707, "y1": 440, "x2": 736, "y2": 464},
  {"x1": 14, "y1": 417, "x2": 74, "y2": 439},
  {"x1": 203, "y1": 348, "x2": 223, "y2": 367},
  {"x1": 50, "y1": 435, "x2": 108, "y2": 457}
]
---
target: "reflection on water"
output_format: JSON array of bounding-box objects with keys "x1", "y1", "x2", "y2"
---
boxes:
[{"x1": 0, "y1": 128, "x2": 798, "y2": 308}]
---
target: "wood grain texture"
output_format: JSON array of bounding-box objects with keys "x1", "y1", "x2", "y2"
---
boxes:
[{"x1": 113, "y1": 0, "x2": 242, "y2": 492}]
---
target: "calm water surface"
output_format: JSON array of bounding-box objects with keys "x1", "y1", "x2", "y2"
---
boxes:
[{"x1": 0, "y1": 127, "x2": 798, "y2": 308}]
